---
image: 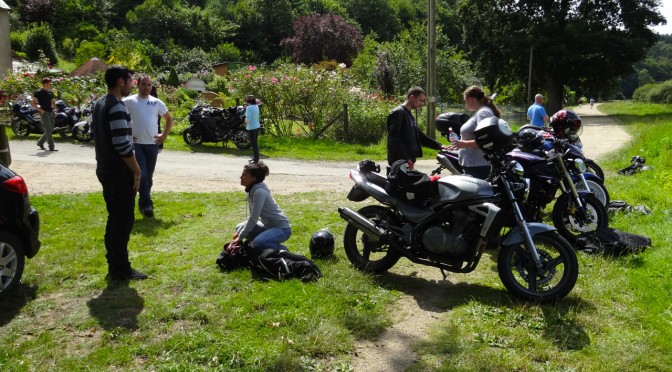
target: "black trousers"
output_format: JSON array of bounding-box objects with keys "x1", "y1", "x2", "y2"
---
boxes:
[
  {"x1": 96, "y1": 168, "x2": 136, "y2": 274},
  {"x1": 248, "y1": 128, "x2": 260, "y2": 162}
]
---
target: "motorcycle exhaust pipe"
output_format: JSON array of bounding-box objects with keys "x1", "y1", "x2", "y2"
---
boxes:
[{"x1": 338, "y1": 207, "x2": 386, "y2": 241}]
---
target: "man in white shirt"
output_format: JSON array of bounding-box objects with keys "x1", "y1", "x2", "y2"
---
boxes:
[{"x1": 123, "y1": 75, "x2": 173, "y2": 218}]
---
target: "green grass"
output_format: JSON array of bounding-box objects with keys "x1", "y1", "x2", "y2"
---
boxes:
[{"x1": 2, "y1": 101, "x2": 671, "y2": 370}]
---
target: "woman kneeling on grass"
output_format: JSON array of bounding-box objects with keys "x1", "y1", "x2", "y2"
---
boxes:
[{"x1": 232, "y1": 161, "x2": 292, "y2": 255}]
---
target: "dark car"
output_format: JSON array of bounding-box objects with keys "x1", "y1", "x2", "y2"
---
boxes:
[{"x1": 0, "y1": 163, "x2": 40, "y2": 299}]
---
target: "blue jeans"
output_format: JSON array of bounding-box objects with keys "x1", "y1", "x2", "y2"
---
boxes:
[
  {"x1": 134, "y1": 143, "x2": 159, "y2": 209},
  {"x1": 237, "y1": 221, "x2": 291, "y2": 255}
]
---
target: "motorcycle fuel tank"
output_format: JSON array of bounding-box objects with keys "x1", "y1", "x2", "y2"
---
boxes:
[{"x1": 436, "y1": 175, "x2": 493, "y2": 201}]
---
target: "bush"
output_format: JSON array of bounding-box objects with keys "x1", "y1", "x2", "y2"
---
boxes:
[
  {"x1": 74, "y1": 41, "x2": 107, "y2": 66},
  {"x1": 23, "y1": 23, "x2": 58, "y2": 64},
  {"x1": 334, "y1": 93, "x2": 395, "y2": 144},
  {"x1": 633, "y1": 80, "x2": 672, "y2": 104},
  {"x1": 167, "y1": 67, "x2": 180, "y2": 87}
]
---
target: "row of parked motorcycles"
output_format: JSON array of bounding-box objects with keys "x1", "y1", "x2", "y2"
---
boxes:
[
  {"x1": 338, "y1": 109, "x2": 608, "y2": 303},
  {"x1": 9, "y1": 94, "x2": 95, "y2": 142}
]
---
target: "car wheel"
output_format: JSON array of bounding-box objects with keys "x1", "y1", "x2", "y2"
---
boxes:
[{"x1": 0, "y1": 231, "x2": 26, "y2": 299}]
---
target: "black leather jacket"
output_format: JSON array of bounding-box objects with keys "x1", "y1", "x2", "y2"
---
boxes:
[{"x1": 386, "y1": 105, "x2": 442, "y2": 165}]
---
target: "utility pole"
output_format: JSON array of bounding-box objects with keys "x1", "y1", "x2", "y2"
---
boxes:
[
  {"x1": 426, "y1": 0, "x2": 437, "y2": 138},
  {"x1": 527, "y1": 46, "x2": 533, "y2": 104}
]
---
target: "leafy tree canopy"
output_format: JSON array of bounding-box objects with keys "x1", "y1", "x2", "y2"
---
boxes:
[{"x1": 459, "y1": 0, "x2": 665, "y2": 112}]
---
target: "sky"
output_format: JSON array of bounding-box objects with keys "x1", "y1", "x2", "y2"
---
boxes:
[{"x1": 652, "y1": 0, "x2": 672, "y2": 35}]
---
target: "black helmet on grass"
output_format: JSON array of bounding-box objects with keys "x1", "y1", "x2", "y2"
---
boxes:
[{"x1": 309, "y1": 229, "x2": 335, "y2": 259}]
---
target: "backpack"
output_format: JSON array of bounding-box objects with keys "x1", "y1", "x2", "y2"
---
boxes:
[
  {"x1": 576, "y1": 227, "x2": 652, "y2": 256},
  {"x1": 216, "y1": 240, "x2": 250, "y2": 271},
  {"x1": 386, "y1": 159, "x2": 436, "y2": 204},
  {"x1": 248, "y1": 249, "x2": 322, "y2": 282}
]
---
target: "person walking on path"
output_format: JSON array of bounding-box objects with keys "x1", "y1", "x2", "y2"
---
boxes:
[
  {"x1": 244, "y1": 95, "x2": 261, "y2": 164},
  {"x1": 93, "y1": 65, "x2": 147, "y2": 281},
  {"x1": 526, "y1": 94, "x2": 549, "y2": 128},
  {"x1": 124, "y1": 75, "x2": 173, "y2": 218},
  {"x1": 387, "y1": 86, "x2": 448, "y2": 166},
  {"x1": 31, "y1": 77, "x2": 58, "y2": 151}
]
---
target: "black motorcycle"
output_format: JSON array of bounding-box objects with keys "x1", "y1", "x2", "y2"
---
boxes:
[
  {"x1": 10, "y1": 98, "x2": 43, "y2": 137},
  {"x1": 183, "y1": 103, "x2": 251, "y2": 149},
  {"x1": 338, "y1": 117, "x2": 578, "y2": 302},
  {"x1": 54, "y1": 100, "x2": 81, "y2": 139}
]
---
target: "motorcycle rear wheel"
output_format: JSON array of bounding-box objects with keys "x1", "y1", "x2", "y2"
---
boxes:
[
  {"x1": 552, "y1": 193, "x2": 608, "y2": 243},
  {"x1": 343, "y1": 205, "x2": 401, "y2": 273},
  {"x1": 498, "y1": 231, "x2": 578, "y2": 302},
  {"x1": 232, "y1": 129, "x2": 251, "y2": 149},
  {"x1": 59, "y1": 128, "x2": 72, "y2": 139},
  {"x1": 11, "y1": 118, "x2": 31, "y2": 137},
  {"x1": 183, "y1": 127, "x2": 203, "y2": 145}
]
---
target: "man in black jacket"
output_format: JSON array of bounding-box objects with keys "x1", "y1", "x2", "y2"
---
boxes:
[{"x1": 387, "y1": 86, "x2": 446, "y2": 166}]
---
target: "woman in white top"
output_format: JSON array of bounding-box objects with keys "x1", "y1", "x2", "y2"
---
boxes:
[{"x1": 449, "y1": 86, "x2": 501, "y2": 180}]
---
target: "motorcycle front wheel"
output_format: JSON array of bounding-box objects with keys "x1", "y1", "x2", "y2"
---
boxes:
[
  {"x1": 11, "y1": 118, "x2": 31, "y2": 137},
  {"x1": 552, "y1": 193, "x2": 608, "y2": 243},
  {"x1": 584, "y1": 160, "x2": 605, "y2": 181},
  {"x1": 72, "y1": 127, "x2": 92, "y2": 142},
  {"x1": 343, "y1": 205, "x2": 401, "y2": 273},
  {"x1": 498, "y1": 231, "x2": 578, "y2": 302},
  {"x1": 183, "y1": 127, "x2": 203, "y2": 145},
  {"x1": 232, "y1": 129, "x2": 251, "y2": 149},
  {"x1": 574, "y1": 178, "x2": 610, "y2": 206}
]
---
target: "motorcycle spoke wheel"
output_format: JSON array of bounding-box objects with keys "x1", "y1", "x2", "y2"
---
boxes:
[
  {"x1": 72, "y1": 127, "x2": 91, "y2": 142},
  {"x1": 232, "y1": 130, "x2": 251, "y2": 149},
  {"x1": 574, "y1": 179, "x2": 610, "y2": 206},
  {"x1": 552, "y1": 193, "x2": 608, "y2": 243},
  {"x1": 498, "y1": 231, "x2": 578, "y2": 302},
  {"x1": 343, "y1": 205, "x2": 401, "y2": 273},
  {"x1": 11, "y1": 119, "x2": 31, "y2": 137},
  {"x1": 183, "y1": 128, "x2": 203, "y2": 146}
]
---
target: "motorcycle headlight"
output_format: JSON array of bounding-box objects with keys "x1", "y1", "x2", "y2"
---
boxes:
[
  {"x1": 574, "y1": 158, "x2": 586, "y2": 172},
  {"x1": 507, "y1": 160, "x2": 525, "y2": 177}
]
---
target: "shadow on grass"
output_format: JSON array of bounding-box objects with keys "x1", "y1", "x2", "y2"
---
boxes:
[
  {"x1": 134, "y1": 216, "x2": 181, "y2": 236},
  {"x1": 87, "y1": 280, "x2": 144, "y2": 330},
  {"x1": 373, "y1": 271, "x2": 592, "y2": 351},
  {"x1": 0, "y1": 284, "x2": 37, "y2": 326}
]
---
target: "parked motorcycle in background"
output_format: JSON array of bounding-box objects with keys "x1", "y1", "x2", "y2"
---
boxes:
[
  {"x1": 182, "y1": 103, "x2": 251, "y2": 149},
  {"x1": 54, "y1": 99, "x2": 81, "y2": 139},
  {"x1": 10, "y1": 94, "x2": 43, "y2": 137},
  {"x1": 72, "y1": 96, "x2": 96, "y2": 142},
  {"x1": 338, "y1": 117, "x2": 578, "y2": 302}
]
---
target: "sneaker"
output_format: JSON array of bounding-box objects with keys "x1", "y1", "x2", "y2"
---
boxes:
[
  {"x1": 49, "y1": 148, "x2": 59, "y2": 152},
  {"x1": 37, "y1": 143, "x2": 45, "y2": 150}
]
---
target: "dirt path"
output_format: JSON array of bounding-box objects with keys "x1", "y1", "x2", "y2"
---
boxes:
[{"x1": 3, "y1": 103, "x2": 630, "y2": 371}]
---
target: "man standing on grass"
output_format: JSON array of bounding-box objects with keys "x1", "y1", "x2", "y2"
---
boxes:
[
  {"x1": 124, "y1": 75, "x2": 173, "y2": 218},
  {"x1": 93, "y1": 65, "x2": 147, "y2": 281},
  {"x1": 527, "y1": 94, "x2": 549, "y2": 128}
]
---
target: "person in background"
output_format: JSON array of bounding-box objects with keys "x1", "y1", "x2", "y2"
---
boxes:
[
  {"x1": 527, "y1": 94, "x2": 549, "y2": 128},
  {"x1": 149, "y1": 85, "x2": 163, "y2": 149},
  {"x1": 232, "y1": 161, "x2": 291, "y2": 256},
  {"x1": 244, "y1": 94, "x2": 261, "y2": 164},
  {"x1": 123, "y1": 75, "x2": 173, "y2": 218},
  {"x1": 31, "y1": 77, "x2": 57, "y2": 151},
  {"x1": 449, "y1": 85, "x2": 501, "y2": 180},
  {"x1": 387, "y1": 86, "x2": 448, "y2": 166},
  {"x1": 92, "y1": 65, "x2": 147, "y2": 281}
]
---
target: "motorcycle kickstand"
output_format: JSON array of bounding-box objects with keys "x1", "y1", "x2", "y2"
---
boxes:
[{"x1": 439, "y1": 268, "x2": 448, "y2": 280}]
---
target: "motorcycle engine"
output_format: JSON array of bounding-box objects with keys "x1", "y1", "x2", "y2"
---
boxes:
[{"x1": 421, "y1": 209, "x2": 476, "y2": 257}]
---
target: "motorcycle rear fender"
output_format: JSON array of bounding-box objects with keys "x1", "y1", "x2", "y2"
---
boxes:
[
  {"x1": 346, "y1": 186, "x2": 370, "y2": 202},
  {"x1": 349, "y1": 169, "x2": 396, "y2": 205},
  {"x1": 73, "y1": 121, "x2": 88, "y2": 129},
  {"x1": 500, "y1": 222, "x2": 556, "y2": 247},
  {"x1": 436, "y1": 152, "x2": 462, "y2": 175}
]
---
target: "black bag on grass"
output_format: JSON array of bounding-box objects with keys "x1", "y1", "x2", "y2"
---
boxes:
[
  {"x1": 576, "y1": 227, "x2": 652, "y2": 256},
  {"x1": 248, "y1": 249, "x2": 322, "y2": 282}
]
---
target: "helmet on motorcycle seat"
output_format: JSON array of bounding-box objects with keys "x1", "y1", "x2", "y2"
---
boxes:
[
  {"x1": 517, "y1": 128, "x2": 544, "y2": 152},
  {"x1": 474, "y1": 117, "x2": 514, "y2": 154},
  {"x1": 550, "y1": 110, "x2": 582, "y2": 139},
  {"x1": 55, "y1": 100, "x2": 67, "y2": 111},
  {"x1": 309, "y1": 229, "x2": 335, "y2": 259}
]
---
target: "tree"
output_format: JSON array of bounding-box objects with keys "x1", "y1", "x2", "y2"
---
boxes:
[
  {"x1": 281, "y1": 13, "x2": 363, "y2": 66},
  {"x1": 458, "y1": 0, "x2": 665, "y2": 113},
  {"x1": 23, "y1": 23, "x2": 58, "y2": 64}
]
